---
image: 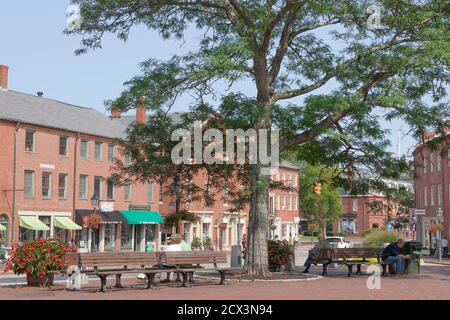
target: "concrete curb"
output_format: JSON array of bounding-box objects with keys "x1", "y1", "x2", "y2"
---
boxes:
[{"x1": 194, "y1": 273, "x2": 323, "y2": 283}]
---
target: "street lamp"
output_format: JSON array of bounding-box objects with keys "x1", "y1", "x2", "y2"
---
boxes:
[{"x1": 90, "y1": 194, "x2": 99, "y2": 208}]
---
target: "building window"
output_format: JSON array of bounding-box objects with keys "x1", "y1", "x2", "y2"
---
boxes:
[
  {"x1": 124, "y1": 153, "x2": 132, "y2": 166},
  {"x1": 424, "y1": 186, "x2": 428, "y2": 206},
  {"x1": 293, "y1": 174, "x2": 297, "y2": 187},
  {"x1": 107, "y1": 178, "x2": 115, "y2": 200},
  {"x1": 430, "y1": 185, "x2": 435, "y2": 206},
  {"x1": 147, "y1": 182, "x2": 154, "y2": 203},
  {"x1": 79, "y1": 175, "x2": 88, "y2": 199},
  {"x1": 108, "y1": 144, "x2": 115, "y2": 164},
  {"x1": 42, "y1": 172, "x2": 52, "y2": 199},
  {"x1": 282, "y1": 173, "x2": 286, "y2": 185},
  {"x1": 288, "y1": 173, "x2": 292, "y2": 187},
  {"x1": 202, "y1": 222, "x2": 210, "y2": 238},
  {"x1": 121, "y1": 224, "x2": 133, "y2": 250},
  {"x1": 94, "y1": 176, "x2": 102, "y2": 199},
  {"x1": 25, "y1": 130, "x2": 35, "y2": 152},
  {"x1": 94, "y1": 141, "x2": 102, "y2": 161},
  {"x1": 288, "y1": 192, "x2": 292, "y2": 211},
  {"x1": 282, "y1": 194, "x2": 286, "y2": 209},
  {"x1": 352, "y1": 199, "x2": 358, "y2": 212},
  {"x1": 437, "y1": 154, "x2": 442, "y2": 171},
  {"x1": 24, "y1": 170, "x2": 35, "y2": 197},
  {"x1": 294, "y1": 195, "x2": 298, "y2": 211},
  {"x1": 276, "y1": 194, "x2": 281, "y2": 210},
  {"x1": 58, "y1": 173, "x2": 68, "y2": 199},
  {"x1": 104, "y1": 224, "x2": 116, "y2": 251},
  {"x1": 80, "y1": 139, "x2": 89, "y2": 160},
  {"x1": 159, "y1": 181, "x2": 164, "y2": 203},
  {"x1": 124, "y1": 182, "x2": 132, "y2": 201},
  {"x1": 430, "y1": 153, "x2": 435, "y2": 172},
  {"x1": 59, "y1": 136, "x2": 68, "y2": 156},
  {"x1": 37, "y1": 216, "x2": 51, "y2": 239},
  {"x1": 438, "y1": 184, "x2": 443, "y2": 206}
]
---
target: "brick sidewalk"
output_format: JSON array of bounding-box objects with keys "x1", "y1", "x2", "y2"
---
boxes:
[{"x1": 1, "y1": 264, "x2": 449, "y2": 300}]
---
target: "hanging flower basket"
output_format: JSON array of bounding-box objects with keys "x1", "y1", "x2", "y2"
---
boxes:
[{"x1": 89, "y1": 214, "x2": 103, "y2": 229}]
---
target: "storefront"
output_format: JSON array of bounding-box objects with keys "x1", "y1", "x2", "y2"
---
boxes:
[
  {"x1": 75, "y1": 210, "x2": 126, "y2": 252},
  {"x1": 18, "y1": 211, "x2": 81, "y2": 243},
  {"x1": 120, "y1": 210, "x2": 164, "y2": 252}
]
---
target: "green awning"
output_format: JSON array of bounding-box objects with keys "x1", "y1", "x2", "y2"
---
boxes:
[
  {"x1": 19, "y1": 216, "x2": 50, "y2": 231},
  {"x1": 120, "y1": 211, "x2": 164, "y2": 225},
  {"x1": 0, "y1": 224, "x2": 6, "y2": 231},
  {"x1": 54, "y1": 216, "x2": 82, "y2": 230}
]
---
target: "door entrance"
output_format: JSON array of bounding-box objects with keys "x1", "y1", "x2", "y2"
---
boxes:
[{"x1": 90, "y1": 228, "x2": 99, "y2": 252}]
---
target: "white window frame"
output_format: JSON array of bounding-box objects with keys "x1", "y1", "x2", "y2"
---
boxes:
[
  {"x1": 42, "y1": 172, "x2": 52, "y2": 199},
  {"x1": 25, "y1": 130, "x2": 35, "y2": 152},
  {"x1": 79, "y1": 175, "x2": 89, "y2": 199},
  {"x1": 282, "y1": 194, "x2": 286, "y2": 209},
  {"x1": 276, "y1": 194, "x2": 281, "y2": 210},
  {"x1": 352, "y1": 198, "x2": 358, "y2": 212},
  {"x1": 430, "y1": 185, "x2": 435, "y2": 206},
  {"x1": 94, "y1": 141, "x2": 102, "y2": 161},
  {"x1": 438, "y1": 184, "x2": 443, "y2": 206},
  {"x1": 108, "y1": 144, "x2": 115, "y2": 164},
  {"x1": 24, "y1": 170, "x2": 35, "y2": 197},
  {"x1": 124, "y1": 182, "x2": 132, "y2": 201},
  {"x1": 424, "y1": 186, "x2": 428, "y2": 207},
  {"x1": 288, "y1": 192, "x2": 292, "y2": 211},
  {"x1": 58, "y1": 173, "x2": 68, "y2": 200},
  {"x1": 80, "y1": 139, "x2": 89, "y2": 160},
  {"x1": 147, "y1": 182, "x2": 154, "y2": 203}
]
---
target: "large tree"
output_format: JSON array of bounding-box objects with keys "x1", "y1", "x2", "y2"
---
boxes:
[{"x1": 69, "y1": 0, "x2": 450, "y2": 275}]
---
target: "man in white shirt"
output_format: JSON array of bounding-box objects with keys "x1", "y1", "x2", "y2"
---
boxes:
[
  {"x1": 161, "y1": 234, "x2": 183, "y2": 283},
  {"x1": 442, "y1": 237, "x2": 448, "y2": 258}
]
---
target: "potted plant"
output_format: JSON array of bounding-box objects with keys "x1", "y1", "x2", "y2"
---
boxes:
[
  {"x1": 202, "y1": 236, "x2": 214, "y2": 251},
  {"x1": 267, "y1": 240, "x2": 292, "y2": 272},
  {"x1": 5, "y1": 238, "x2": 77, "y2": 287},
  {"x1": 191, "y1": 236, "x2": 202, "y2": 251},
  {"x1": 89, "y1": 213, "x2": 103, "y2": 229}
]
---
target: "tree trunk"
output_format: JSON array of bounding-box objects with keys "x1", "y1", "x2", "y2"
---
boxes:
[
  {"x1": 244, "y1": 163, "x2": 271, "y2": 276},
  {"x1": 243, "y1": 53, "x2": 272, "y2": 276}
]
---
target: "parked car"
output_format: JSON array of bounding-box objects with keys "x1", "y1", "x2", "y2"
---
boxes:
[{"x1": 326, "y1": 236, "x2": 351, "y2": 248}]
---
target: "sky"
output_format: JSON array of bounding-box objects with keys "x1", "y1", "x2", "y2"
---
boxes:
[{"x1": 0, "y1": 0, "x2": 416, "y2": 156}]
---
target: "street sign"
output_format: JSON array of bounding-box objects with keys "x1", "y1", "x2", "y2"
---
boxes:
[{"x1": 386, "y1": 223, "x2": 394, "y2": 231}]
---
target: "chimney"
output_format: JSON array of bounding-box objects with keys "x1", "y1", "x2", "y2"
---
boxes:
[
  {"x1": 37, "y1": 91, "x2": 44, "y2": 97},
  {"x1": 136, "y1": 97, "x2": 147, "y2": 124},
  {"x1": 111, "y1": 106, "x2": 121, "y2": 119},
  {"x1": 0, "y1": 65, "x2": 9, "y2": 89}
]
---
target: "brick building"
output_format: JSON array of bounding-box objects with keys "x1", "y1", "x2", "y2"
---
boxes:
[
  {"x1": 413, "y1": 131, "x2": 450, "y2": 247},
  {"x1": 0, "y1": 65, "x2": 301, "y2": 252},
  {"x1": 0, "y1": 65, "x2": 163, "y2": 252}
]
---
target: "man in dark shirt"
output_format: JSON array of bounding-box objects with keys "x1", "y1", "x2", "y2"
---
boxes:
[
  {"x1": 382, "y1": 239, "x2": 410, "y2": 274},
  {"x1": 302, "y1": 235, "x2": 330, "y2": 273}
]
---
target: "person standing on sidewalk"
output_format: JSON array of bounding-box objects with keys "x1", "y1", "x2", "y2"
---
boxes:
[{"x1": 442, "y1": 237, "x2": 448, "y2": 258}]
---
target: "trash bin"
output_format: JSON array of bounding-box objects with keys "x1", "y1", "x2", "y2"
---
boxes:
[{"x1": 403, "y1": 241, "x2": 422, "y2": 274}]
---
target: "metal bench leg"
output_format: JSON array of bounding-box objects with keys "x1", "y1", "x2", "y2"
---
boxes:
[
  {"x1": 347, "y1": 265, "x2": 353, "y2": 277},
  {"x1": 356, "y1": 265, "x2": 362, "y2": 275},
  {"x1": 181, "y1": 272, "x2": 188, "y2": 287},
  {"x1": 98, "y1": 275, "x2": 107, "y2": 292},
  {"x1": 115, "y1": 274, "x2": 123, "y2": 288},
  {"x1": 322, "y1": 263, "x2": 328, "y2": 276},
  {"x1": 219, "y1": 271, "x2": 226, "y2": 285},
  {"x1": 381, "y1": 264, "x2": 387, "y2": 276},
  {"x1": 146, "y1": 274, "x2": 157, "y2": 290}
]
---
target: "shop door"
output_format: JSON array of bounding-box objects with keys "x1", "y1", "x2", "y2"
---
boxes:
[
  {"x1": 90, "y1": 228, "x2": 99, "y2": 252},
  {"x1": 134, "y1": 225, "x2": 142, "y2": 252}
]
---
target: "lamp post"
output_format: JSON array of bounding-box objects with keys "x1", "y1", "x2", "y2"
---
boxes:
[{"x1": 90, "y1": 194, "x2": 99, "y2": 211}]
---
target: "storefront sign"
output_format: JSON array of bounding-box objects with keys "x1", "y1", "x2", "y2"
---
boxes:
[
  {"x1": 82, "y1": 216, "x2": 90, "y2": 228},
  {"x1": 100, "y1": 201, "x2": 114, "y2": 212},
  {"x1": 40, "y1": 163, "x2": 55, "y2": 169}
]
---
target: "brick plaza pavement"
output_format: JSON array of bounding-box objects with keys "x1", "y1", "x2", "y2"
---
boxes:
[{"x1": 1, "y1": 264, "x2": 449, "y2": 300}]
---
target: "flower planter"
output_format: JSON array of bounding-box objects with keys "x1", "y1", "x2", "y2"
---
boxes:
[{"x1": 26, "y1": 273, "x2": 54, "y2": 287}]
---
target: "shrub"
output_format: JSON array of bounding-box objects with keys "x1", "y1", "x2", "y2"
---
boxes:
[
  {"x1": 267, "y1": 240, "x2": 292, "y2": 268},
  {"x1": 202, "y1": 236, "x2": 212, "y2": 246},
  {"x1": 5, "y1": 238, "x2": 77, "y2": 277},
  {"x1": 191, "y1": 236, "x2": 202, "y2": 249},
  {"x1": 362, "y1": 230, "x2": 400, "y2": 248}
]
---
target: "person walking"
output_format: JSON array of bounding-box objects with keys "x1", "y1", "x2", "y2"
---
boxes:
[{"x1": 442, "y1": 237, "x2": 448, "y2": 258}]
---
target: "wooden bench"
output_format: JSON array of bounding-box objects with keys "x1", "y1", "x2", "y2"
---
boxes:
[
  {"x1": 314, "y1": 248, "x2": 395, "y2": 277},
  {"x1": 164, "y1": 251, "x2": 230, "y2": 287},
  {"x1": 64, "y1": 252, "x2": 170, "y2": 292}
]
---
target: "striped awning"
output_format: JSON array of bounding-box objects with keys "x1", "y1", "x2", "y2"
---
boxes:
[{"x1": 19, "y1": 216, "x2": 50, "y2": 231}]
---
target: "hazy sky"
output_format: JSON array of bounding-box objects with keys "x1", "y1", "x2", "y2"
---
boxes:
[{"x1": 0, "y1": 0, "x2": 416, "y2": 156}]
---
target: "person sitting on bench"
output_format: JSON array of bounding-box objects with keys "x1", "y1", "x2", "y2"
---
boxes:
[
  {"x1": 302, "y1": 235, "x2": 330, "y2": 273},
  {"x1": 382, "y1": 239, "x2": 410, "y2": 275}
]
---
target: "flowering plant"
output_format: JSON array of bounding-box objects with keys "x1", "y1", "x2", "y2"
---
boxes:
[
  {"x1": 89, "y1": 213, "x2": 103, "y2": 229},
  {"x1": 5, "y1": 238, "x2": 77, "y2": 277},
  {"x1": 268, "y1": 240, "x2": 292, "y2": 268}
]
